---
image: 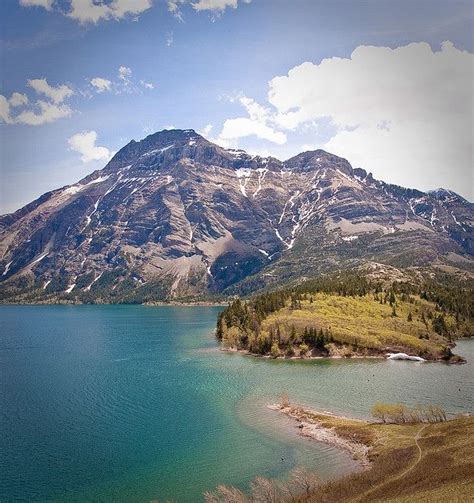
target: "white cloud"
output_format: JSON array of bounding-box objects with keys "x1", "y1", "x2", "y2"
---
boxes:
[
  {"x1": 199, "y1": 124, "x2": 213, "y2": 137},
  {"x1": 191, "y1": 0, "x2": 237, "y2": 12},
  {"x1": 0, "y1": 93, "x2": 72, "y2": 126},
  {"x1": 19, "y1": 0, "x2": 151, "y2": 23},
  {"x1": 166, "y1": 32, "x2": 174, "y2": 47},
  {"x1": 168, "y1": 0, "x2": 249, "y2": 20},
  {"x1": 1, "y1": 67, "x2": 151, "y2": 127},
  {"x1": 20, "y1": 0, "x2": 247, "y2": 22},
  {"x1": 220, "y1": 118, "x2": 286, "y2": 145},
  {"x1": 0, "y1": 96, "x2": 13, "y2": 124},
  {"x1": 217, "y1": 96, "x2": 287, "y2": 145},
  {"x1": 67, "y1": 0, "x2": 152, "y2": 24},
  {"x1": 19, "y1": 0, "x2": 53, "y2": 9},
  {"x1": 28, "y1": 78, "x2": 73, "y2": 103},
  {"x1": 89, "y1": 68, "x2": 152, "y2": 94},
  {"x1": 118, "y1": 66, "x2": 132, "y2": 81},
  {"x1": 9, "y1": 92, "x2": 29, "y2": 107},
  {"x1": 167, "y1": 1, "x2": 183, "y2": 21},
  {"x1": 90, "y1": 77, "x2": 112, "y2": 93},
  {"x1": 140, "y1": 80, "x2": 154, "y2": 89},
  {"x1": 68, "y1": 131, "x2": 112, "y2": 163},
  {"x1": 265, "y1": 41, "x2": 473, "y2": 198},
  {"x1": 15, "y1": 100, "x2": 72, "y2": 125},
  {"x1": 1, "y1": 77, "x2": 74, "y2": 126}
]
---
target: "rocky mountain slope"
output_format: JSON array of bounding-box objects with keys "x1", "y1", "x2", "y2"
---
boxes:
[{"x1": 1, "y1": 129, "x2": 473, "y2": 303}]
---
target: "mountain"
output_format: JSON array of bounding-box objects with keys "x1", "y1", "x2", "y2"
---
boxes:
[{"x1": 1, "y1": 128, "x2": 473, "y2": 303}]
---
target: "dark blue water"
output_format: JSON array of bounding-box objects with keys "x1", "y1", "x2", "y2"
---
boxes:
[{"x1": 1, "y1": 306, "x2": 472, "y2": 502}]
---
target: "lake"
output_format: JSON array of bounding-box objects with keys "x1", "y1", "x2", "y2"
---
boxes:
[{"x1": 1, "y1": 305, "x2": 472, "y2": 501}]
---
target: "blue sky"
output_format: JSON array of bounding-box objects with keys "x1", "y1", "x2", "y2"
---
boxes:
[{"x1": 1, "y1": 0, "x2": 473, "y2": 213}]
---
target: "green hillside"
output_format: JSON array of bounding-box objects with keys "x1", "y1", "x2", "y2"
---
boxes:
[{"x1": 216, "y1": 275, "x2": 472, "y2": 361}]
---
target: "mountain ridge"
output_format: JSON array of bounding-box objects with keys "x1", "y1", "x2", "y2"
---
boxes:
[{"x1": 1, "y1": 129, "x2": 473, "y2": 303}]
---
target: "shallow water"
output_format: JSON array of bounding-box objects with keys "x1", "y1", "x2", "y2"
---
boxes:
[{"x1": 0, "y1": 305, "x2": 472, "y2": 501}]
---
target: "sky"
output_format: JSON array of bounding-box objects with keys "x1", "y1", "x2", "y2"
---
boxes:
[{"x1": 0, "y1": 0, "x2": 473, "y2": 214}]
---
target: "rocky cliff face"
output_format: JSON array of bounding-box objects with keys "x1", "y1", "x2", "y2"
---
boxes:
[{"x1": 1, "y1": 129, "x2": 473, "y2": 303}]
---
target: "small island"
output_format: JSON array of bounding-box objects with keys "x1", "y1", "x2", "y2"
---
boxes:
[{"x1": 216, "y1": 275, "x2": 472, "y2": 362}]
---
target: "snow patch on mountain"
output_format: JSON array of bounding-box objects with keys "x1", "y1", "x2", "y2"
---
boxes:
[{"x1": 236, "y1": 168, "x2": 252, "y2": 197}]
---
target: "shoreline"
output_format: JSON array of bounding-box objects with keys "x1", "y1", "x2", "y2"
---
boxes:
[
  {"x1": 220, "y1": 345, "x2": 466, "y2": 363},
  {"x1": 222, "y1": 346, "x2": 391, "y2": 361},
  {"x1": 226, "y1": 349, "x2": 384, "y2": 360},
  {"x1": 265, "y1": 403, "x2": 474, "y2": 502},
  {"x1": 144, "y1": 300, "x2": 228, "y2": 307},
  {"x1": 0, "y1": 300, "x2": 228, "y2": 307},
  {"x1": 268, "y1": 403, "x2": 371, "y2": 466}
]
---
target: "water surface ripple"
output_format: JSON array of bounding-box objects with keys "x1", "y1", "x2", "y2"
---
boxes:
[{"x1": 1, "y1": 305, "x2": 472, "y2": 501}]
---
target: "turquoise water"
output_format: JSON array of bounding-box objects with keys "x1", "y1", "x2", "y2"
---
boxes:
[{"x1": 1, "y1": 306, "x2": 473, "y2": 502}]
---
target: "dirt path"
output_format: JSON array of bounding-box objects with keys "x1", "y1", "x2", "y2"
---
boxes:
[{"x1": 353, "y1": 424, "x2": 429, "y2": 502}]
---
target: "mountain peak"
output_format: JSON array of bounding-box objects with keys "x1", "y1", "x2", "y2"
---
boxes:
[
  {"x1": 427, "y1": 188, "x2": 467, "y2": 202},
  {"x1": 285, "y1": 149, "x2": 353, "y2": 176},
  {"x1": 105, "y1": 128, "x2": 210, "y2": 171}
]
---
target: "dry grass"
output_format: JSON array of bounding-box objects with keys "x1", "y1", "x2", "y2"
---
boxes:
[{"x1": 299, "y1": 414, "x2": 474, "y2": 502}]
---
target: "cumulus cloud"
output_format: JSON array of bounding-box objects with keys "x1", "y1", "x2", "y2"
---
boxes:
[
  {"x1": 1, "y1": 66, "x2": 154, "y2": 127},
  {"x1": 19, "y1": 0, "x2": 151, "y2": 23},
  {"x1": 192, "y1": 0, "x2": 238, "y2": 12},
  {"x1": 28, "y1": 78, "x2": 73, "y2": 103},
  {"x1": 0, "y1": 79, "x2": 74, "y2": 126},
  {"x1": 0, "y1": 96, "x2": 13, "y2": 124},
  {"x1": 9, "y1": 92, "x2": 29, "y2": 107},
  {"x1": 68, "y1": 131, "x2": 112, "y2": 162},
  {"x1": 269, "y1": 41, "x2": 473, "y2": 196},
  {"x1": 220, "y1": 117, "x2": 286, "y2": 145},
  {"x1": 168, "y1": 0, "x2": 250, "y2": 20},
  {"x1": 89, "y1": 67, "x2": 152, "y2": 94},
  {"x1": 67, "y1": 0, "x2": 152, "y2": 24},
  {"x1": 19, "y1": 0, "x2": 53, "y2": 9},
  {"x1": 20, "y1": 0, "x2": 247, "y2": 23},
  {"x1": 217, "y1": 96, "x2": 287, "y2": 145},
  {"x1": 199, "y1": 124, "x2": 213, "y2": 137},
  {"x1": 15, "y1": 100, "x2": 72, "y2": 125},
  {"x1": 90, "y1": 77, "x2": 112, "y2": 93},
  {"x1": 221, "y1": 41, "x2": 471, "y2": 198}
]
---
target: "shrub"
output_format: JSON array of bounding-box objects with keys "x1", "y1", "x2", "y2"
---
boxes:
[
  {"x1": 270, "y1": 342, "x2": 281, "y2": 358},
  {"x1": 371, "y1": 402, "x2": 447, "y2": 424},
  {"x1": 299, "y1": 343, "x2": 310, "y2": 356}
]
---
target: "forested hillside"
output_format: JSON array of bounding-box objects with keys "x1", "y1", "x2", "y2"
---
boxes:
[{"x1": 216, "y1": 274, "x2": 473, "y2": 361}]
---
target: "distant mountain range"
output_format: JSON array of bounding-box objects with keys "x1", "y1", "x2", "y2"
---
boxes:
[{"x1": 1, "y1": 129, "x2": 473, "y2": 303}]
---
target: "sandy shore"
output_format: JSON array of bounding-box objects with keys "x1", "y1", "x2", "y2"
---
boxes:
[{"x1": 268, "y1": 403, "x2": 371, "y2": 466}]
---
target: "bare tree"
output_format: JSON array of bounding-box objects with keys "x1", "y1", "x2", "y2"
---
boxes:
[
  {"x1": 290, "y1": 467, "x2": 319, "y2": 499},
  {"x1": 204, "y1": 485, "x2": 247, "y2": 503}
]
